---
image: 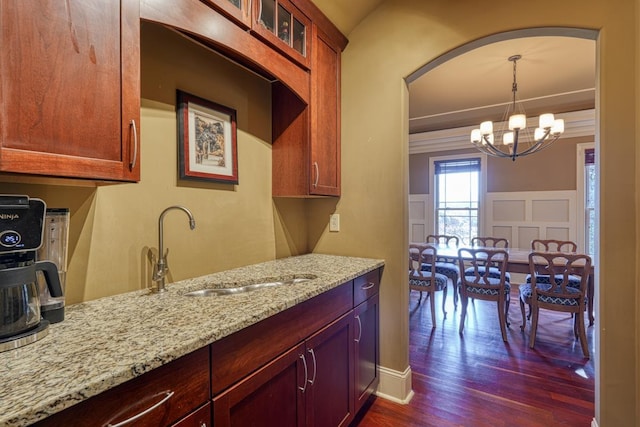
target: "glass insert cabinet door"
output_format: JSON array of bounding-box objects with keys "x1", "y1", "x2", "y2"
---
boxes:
[
  {"x1": 202, "y1": 0, "x2": 251, "y2": 27},
  {"x1": 256, "y1": 0, "x2": 310, "y2": 67}
]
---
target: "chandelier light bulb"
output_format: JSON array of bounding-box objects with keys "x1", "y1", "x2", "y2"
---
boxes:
[
  {"x1": 534, "y1": 127, "x2": 547, "y2": 141},
  {"x1": 508, "y1": 114, "x2": 526, "y2": 131},
  {"x1": 551, "y1": 119, "x2": 565, "y2": 135},
  {"x1": 503, "y1": 131, "x2": 514, "y2": 145},
  {"x1": 480, "y1": 121, "x2": 493, "y2": 135},
  {"x1": 539, "y1": 113, "x2": 555, "y2": 129},
  {"x1": 471, "y1": 128, "x2": 482, "y2": 143}
]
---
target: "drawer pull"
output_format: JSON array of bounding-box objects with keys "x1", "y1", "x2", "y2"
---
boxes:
[
  {"x1": 307, "y1": 348, "x2": 317, "y2": 385},
  {"x1": 355, "y1": 315, "x2": 362, "y2": 343},
  {"x1": 299, "y1": 354, "x2": 308, "y2": 392},
  {"x1": 361, "y1": 282, "x2": 375, "y2": 290},
  {"x1": 107, "y1": 390, "x2": 174, "y2": 427}
]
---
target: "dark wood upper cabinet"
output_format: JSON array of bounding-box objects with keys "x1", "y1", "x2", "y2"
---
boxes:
[
  {"x1": 201, "y1": 0, "x2": 251, "y2": 28},
  {"x1": 252, "y1": 0, "x2": 311, "y2": 69},
  {"x1": 0, "y1": 0, "x2": 140, "y2": 182}
]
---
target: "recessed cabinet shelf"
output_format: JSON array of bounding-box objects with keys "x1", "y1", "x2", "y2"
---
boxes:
[{"x1": 253, "y1": 0, "x2": 310, "y2": 69}]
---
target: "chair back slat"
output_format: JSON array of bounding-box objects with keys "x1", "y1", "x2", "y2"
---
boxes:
[
  {"x1": 409, "y1": 244, "x2": 437, "y2": 277},
  {"x1": 531, "y1": 239, "x2": 577, "y2": 253},
  {"x1": 471, "y1": 236, "x2": 509, "y2": 248},
  {"x1": 426, "y1": 234, "x2": 459, "y2": 246},
  {"x1": 528, "y1": 252, "x2": 591, "y2": 299},
  {"x1": 458, "y1": 248, "x2": 509, "y2": 289}
]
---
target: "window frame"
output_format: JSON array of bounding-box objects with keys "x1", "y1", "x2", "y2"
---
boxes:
[{"x1": 428, "y1": 153, "x2": 487, "y2": 244}]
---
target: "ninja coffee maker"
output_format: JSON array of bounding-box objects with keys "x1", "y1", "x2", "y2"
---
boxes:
[{"x1": 0, "y1": 195, "x2": 63, "y2": 352}]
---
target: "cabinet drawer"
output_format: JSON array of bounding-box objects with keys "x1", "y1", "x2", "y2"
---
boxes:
[
  {"x1": 354, "y1": 269, "x2": 380, "y2": 306},
  {"x1": 34, "y1": 348, "x2": 210, "y2": 427}
]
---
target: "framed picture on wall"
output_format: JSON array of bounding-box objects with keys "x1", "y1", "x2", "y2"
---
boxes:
[{"x1": 177, "y1": 90, "x2": 238, "y2": 184}]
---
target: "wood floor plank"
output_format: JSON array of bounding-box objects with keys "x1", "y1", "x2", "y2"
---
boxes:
[{"x1": 352, "y1": 285, "x2": 594, "y2": 426}]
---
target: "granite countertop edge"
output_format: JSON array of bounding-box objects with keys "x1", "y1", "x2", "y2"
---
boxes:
[{"x1": 0, "y1": 253, "x2": 384, "y2": 426}]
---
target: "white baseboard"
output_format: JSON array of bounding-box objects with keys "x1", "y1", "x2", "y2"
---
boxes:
[
  {"x1": 374, "y1": 365, "x2": 414, "y2": 404},
  {"x1": 591, "y1": 419, "x2": 598, "y2": 427}
]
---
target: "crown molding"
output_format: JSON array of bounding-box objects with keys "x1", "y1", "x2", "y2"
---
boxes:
[{"x1": 409, "y1": 109, "x2": 595, "y2": 154}]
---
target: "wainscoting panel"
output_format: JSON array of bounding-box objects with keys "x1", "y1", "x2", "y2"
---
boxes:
[
  {"x1": 485, "y1": 191, "x2": 577, "y2": 248},
  {"x1": 409, "y1": 194, "x2": 429, "y2": 242}
]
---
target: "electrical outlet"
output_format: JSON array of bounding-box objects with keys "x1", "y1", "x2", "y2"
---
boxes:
[{"x1": 329, "y1": 214, "x2": 340, "y2": 232}]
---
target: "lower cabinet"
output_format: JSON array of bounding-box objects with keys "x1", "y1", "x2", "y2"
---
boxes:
[
  {"x1": 212, "y1": 312, "x2": 355, "y2": 427},
  {"x1": 212, "y1": 269, "x2": 380, "y2": 427},
  {"x1": 354, "y1": 293, "x2": 380, "y2": 413}
]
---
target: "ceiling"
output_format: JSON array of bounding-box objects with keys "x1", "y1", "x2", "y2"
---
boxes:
[{"x1": 310, "y1": 1, "x2": 596, "y2": 136}]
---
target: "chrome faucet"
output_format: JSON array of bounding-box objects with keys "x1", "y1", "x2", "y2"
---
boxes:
[{"x1": 152, "y1": 205, "x2": 196, "y2": 293}]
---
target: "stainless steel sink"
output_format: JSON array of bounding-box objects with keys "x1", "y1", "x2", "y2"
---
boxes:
[{"x1": 183, "y1": 277, "x2": 315, "y2": 297}]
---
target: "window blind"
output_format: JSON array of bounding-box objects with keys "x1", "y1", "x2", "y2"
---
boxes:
[{"x1": 434, "y1": 158, "x2": 481, "y2": 175}]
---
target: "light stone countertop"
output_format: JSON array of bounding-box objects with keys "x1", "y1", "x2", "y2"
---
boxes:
[{"x1": 0, "y1": 253, "x2": 384, "y2": 427}]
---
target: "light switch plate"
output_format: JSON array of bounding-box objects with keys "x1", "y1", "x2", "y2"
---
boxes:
[{"x1": 329, "y1": 214, "x2": 340, "y2": 232}]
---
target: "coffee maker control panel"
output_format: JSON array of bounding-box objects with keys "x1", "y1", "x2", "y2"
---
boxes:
[{"x1": 0, "y1": 195, "x2": 46, "y2": 254}]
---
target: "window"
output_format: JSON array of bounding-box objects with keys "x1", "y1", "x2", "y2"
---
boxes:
[
  {"x1": 584, "y1": 148, "x2": 596, "y2": 257},
  {"x1": 434, "y1": 158, "x2": 480, "y2": 244}
]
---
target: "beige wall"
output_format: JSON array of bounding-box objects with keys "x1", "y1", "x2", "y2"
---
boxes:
[
  {"x1": 316, "y1": 0, "x2": 637, "y2": 425},
  {"x1": 0, "y1": 23, "x2": 308, "y2": 304},
  {"x1": 409, "y1": 136, "x2": 593, "y2": 194}
]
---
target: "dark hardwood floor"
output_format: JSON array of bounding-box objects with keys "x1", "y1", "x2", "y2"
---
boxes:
[{"x1": 353, "y1": 284, "x2": 595, "y2": 426}]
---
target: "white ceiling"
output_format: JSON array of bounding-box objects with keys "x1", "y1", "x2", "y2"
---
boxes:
[
  {"x1": 310, "y1": 1, "x2": 597, "y2": 137},
  {"x1": 408, "y1": 36, "x2": 596, "y2": 134}
]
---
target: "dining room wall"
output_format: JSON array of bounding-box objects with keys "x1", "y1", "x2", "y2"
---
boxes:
[{"x1": 409, "y1": 135, "x2": 593, "y2": 194}]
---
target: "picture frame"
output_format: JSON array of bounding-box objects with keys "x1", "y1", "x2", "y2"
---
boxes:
[{"x1": 177, "y1": 90, "x2": 238, "y2": 184}]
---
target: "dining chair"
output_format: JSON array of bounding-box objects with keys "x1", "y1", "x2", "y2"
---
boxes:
[
  {"x1": 524, "y1": 240, "x2": 581, "y2": 319},
  {"x1": 424, "y1": 234, "x2": 460, "y2": 307},
  {"x1": 519, "y1": 252, "x2": 592, "y2": 358},
  {"x1": 464, "y1": 236, "x2": 511, "y2": 282},
  {"x1": 410, "y1": 244, "x2": 448, "y2": 328},
  {"x1": 457, "y1": 247, "x2": 510, "y2": 342}
]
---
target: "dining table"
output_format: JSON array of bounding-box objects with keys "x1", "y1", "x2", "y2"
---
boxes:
[{"x1": 411, "y1": 242, "x2": 596, "y2": 325}]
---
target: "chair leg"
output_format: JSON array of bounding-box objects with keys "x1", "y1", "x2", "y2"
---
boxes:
[
  {"x1": 441, "y1": 286, "x2": 448, "y2": 319},
  {"x1": 529, "y1": 305, "x2": 539, "y2": 349},
  {"x1": 417, "y1": 290, "x2": 423, "y2": 304},
  {"x1": 575, "y1": 311, "x2": 590, "y2": 359},
  {"x1": 497, "y1": 299, "x2": 508, "y2": 342},
  {"x1": 519, "y1": 297, "x2": 527, "y2": 331},
  {"x1": 453, "y1": 275, "x2": 459, "y2": 308},
  {"x1": 459, "y1": 295, "x2": 468, "y2": 334},
  {"x1": 429, "y1": 290, "x2": 436, "y2": 329},
  {"x1": 504, "y1": 293, "x2": 511, "y2": 328}
]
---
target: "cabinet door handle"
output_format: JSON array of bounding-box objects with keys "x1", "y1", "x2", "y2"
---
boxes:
[
  {"x1": 361, "y1": 282, "x2": 375, "y2": 291},
  {"x1": 355, "y1": 314, "x2": 362, "y2": 343},
  {"x1": 129, "y1": 119, "x2": 138, "y2": 171},
  {"x1": 107, "y1": 390, "x2": 174, "y2": 427},
  {"x1": 313, "y1": 162, "x2": 319, "y2": 188},
  {"x1": 298, "y1": 354, "x2": 308, "y2": 392},
  {"x1": 307, "y1": 348, "x2": 317, "y2": 385}
]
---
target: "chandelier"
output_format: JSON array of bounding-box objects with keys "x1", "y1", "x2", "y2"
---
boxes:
[{"x1": 470, "y1": 54, "x2": 565, "y2": 161}]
